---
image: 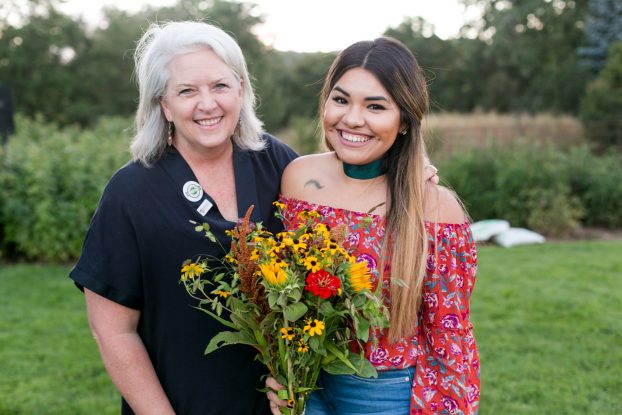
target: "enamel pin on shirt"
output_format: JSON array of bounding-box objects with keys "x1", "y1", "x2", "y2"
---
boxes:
[{"x1": 183, "y1": 181, "x2": 203, "y2": 202}]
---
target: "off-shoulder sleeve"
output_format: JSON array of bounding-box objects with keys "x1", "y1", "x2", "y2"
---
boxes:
[{"x1": 411, "y1": 223, "x2": 480, "y2": 415}]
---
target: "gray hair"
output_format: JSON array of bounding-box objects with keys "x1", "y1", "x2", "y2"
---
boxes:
[{"x1": 131, "y1": 21, "x2": 265, "y2": 166}]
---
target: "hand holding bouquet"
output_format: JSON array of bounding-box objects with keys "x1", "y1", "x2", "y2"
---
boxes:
[{"x1": 180, "y1": 204, "x2": 389, "y2": 414}]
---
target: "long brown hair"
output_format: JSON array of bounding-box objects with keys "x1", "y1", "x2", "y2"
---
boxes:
[{"x1": 319, "y1": 37, "x2": 430, "y2": 340}]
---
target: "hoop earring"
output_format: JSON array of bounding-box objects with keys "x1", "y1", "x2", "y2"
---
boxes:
[{"x1": 167, "y1": 122, "x2": 173, "y2": 146}]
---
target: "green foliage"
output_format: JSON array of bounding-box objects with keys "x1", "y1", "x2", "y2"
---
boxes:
[
  {"x1": 566, "y1": 145, "x2": 622, "y2": 227},
  {"x1": 0, "y1": 115, "x2": 131, "y2": 261},
  {"x1": 579, "y1": 42, "x2": 622, "y2": 150},
  {"x1": 458, "y1": 0, "x2": 590, "y2": 113},
  {"x1": 441, "y1": 142, "x2": 622, "y2": 235}
]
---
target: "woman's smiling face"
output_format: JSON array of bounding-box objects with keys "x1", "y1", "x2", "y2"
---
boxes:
[
  {"x1": 160, "y1": 48, "x2": 243, "y2": 156},
  {"x1": 323, "y1": 67, "x2": 404, "y2": 166}
]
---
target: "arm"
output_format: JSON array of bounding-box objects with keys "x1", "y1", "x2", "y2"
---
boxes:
[
  {"x1": 412, "y1": 221, "x2": 480, "y2": 414},
  {"x1": 85, "y1": 289, "x2": 176, "y2": 415}
]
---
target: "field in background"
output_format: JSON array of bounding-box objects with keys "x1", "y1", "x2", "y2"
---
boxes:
[{"x1": 424, "y1": 112, "x2": 585, "y2": 161}]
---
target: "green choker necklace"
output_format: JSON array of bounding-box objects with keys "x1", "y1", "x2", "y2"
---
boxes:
[{"x1": 342, "y1": 155, "x2": 388, "y2": 180}]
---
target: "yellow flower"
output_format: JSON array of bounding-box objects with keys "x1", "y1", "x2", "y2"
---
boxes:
[
  {"x1": 322, "y1": 240, "x2": 340, "y2": 255},
  {"x1": 180, "y1": 262, "x2": 205, "y2": 281},
  {"x1": 249, "y1": 249, "x2": 260, "y2": 261},
  {"x1": 291, "y1": 238, "x2": 307, "y2": 253},
  {"x1": 273, "y1": 201, "x2": 285, "y2": 210},
  {"x1": 224, "y1": 254, "x2": 237, "y2": 264},
  {"x1": 347, "y1": 261, "x2": 373, "y2": 292},
  {"x1": 280, "y1": 327, "x2": 295, "y2": 341},
  {"x1": 297, "y1": 210, "x2": 320, "y2": 221},
  {"x1": 276, "y1": 232, "x2": 295, "y2": 247},
  {"x1": 214, "y1": 290, "x2": 230, "y2": 298},
  {"x1": 287, "y1": 399, "x2": 295, "y2": 408},
  {"x1": 303, "y1": 319, "x2": 325, "y2": 336},
  {"x1": 297, "y1": 339, "x2": 309, "y2": 353},
  {"x1": 259, "y1": 262, "x2": 288, "y2": 286},
  {"x1": 303, "y1": 256, "x2": 322, "y2": 273}
]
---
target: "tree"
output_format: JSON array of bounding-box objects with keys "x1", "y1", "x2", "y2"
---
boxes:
[
  {"x1": 385, "y1": 17, "x2": 485, "y2": 112},
  {"x1": 0, "y1": 7, "x2": 89, "y2": 125},
  {"x1": 578, "y1": 0, "x2": 622, "y2": 73},
  {"x1": 579, "y1": 41, "x2": 622, "y2": 150},
  {"x1": 459, "y1": 0, "x2": 590, "y2": 113}
]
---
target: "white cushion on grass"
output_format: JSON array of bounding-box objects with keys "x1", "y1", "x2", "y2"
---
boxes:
[
  {"x1": 470, "y1": 219, "x2": 511, "y2": 241},
  {"x1": 492, "y1": 228, "x2": 546, "y2": 248}
]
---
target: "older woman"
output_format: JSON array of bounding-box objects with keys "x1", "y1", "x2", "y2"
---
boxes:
[{"x1": 70, "y1": 21, "x2": 297, "y2": 414}]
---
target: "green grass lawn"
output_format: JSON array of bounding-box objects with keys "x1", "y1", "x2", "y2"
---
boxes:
[{"x1": 1, "y1": 240, "x2": 621, "y2": 414}]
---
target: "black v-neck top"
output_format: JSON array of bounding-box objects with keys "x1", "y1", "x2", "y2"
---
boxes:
[{"x1": 70, "y1": 133, "x2": 298, "y2": 415}]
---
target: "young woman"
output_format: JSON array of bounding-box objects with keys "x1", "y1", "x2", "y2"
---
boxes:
[{"x1": 268, "y1": 37, "x2": 480, "y2": 415}]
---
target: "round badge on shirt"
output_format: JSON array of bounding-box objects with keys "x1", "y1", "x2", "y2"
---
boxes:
[{"x1": 183, "y1": 181, "x2": 203, "y2": 202}]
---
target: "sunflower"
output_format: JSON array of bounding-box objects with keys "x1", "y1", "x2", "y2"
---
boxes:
[
  {"x1": 258, "y1": 262, "x2": 288, "y2": 286},
  {"x1": 347, "y1": 261, "x2": 373, "y2": 292}
]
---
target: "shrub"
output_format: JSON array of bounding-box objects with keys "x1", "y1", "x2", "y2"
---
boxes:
[
  {"x1": 0, "y1": 115, "x2": 131, "y2": 261},
  {"x1": 566, "y1": 146, "x2": 622, "y2": 228},
  {"x1": 440, "y1": 142, "x2": 622, "y2": 236}
]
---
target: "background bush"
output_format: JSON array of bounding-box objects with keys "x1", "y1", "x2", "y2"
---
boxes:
[
  {"x1": 0, "y1": 115, "x2": 131, "y2": 261},
  {"x1": 441, "y1": 142, "x2": 622, "y2": 236},
  {"x1": 2, "y1": 115, "x2": 622, "y2": 262}
]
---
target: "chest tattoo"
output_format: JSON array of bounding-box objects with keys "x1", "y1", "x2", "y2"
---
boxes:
[{"x1": 304, "y1": 179, "x2": 324, "y2": 190}]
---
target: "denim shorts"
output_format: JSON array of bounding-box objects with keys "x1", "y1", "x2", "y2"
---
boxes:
[{"x1": 304, "y1": 367, "x2": 415, "y2": 415}]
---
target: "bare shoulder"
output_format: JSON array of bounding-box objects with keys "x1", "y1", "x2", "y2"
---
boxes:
[
  {"x1": 424, "y1": 184, "x2": 467, "y2": 224},
  {"x1": 281, "y1": 152, "x2": 336, "y2": 198}
]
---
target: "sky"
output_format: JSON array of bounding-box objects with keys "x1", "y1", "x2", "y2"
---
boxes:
[{"x1": 59, "y1": 0, "x2": 481, "y2": 53}]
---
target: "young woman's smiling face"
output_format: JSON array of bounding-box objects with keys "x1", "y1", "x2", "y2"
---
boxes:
[
  {"x1": 323, "y1": 67, "x2": 404, "y2": 166},
  {"x1": 160, "y1": 48, "x2": 243, "y2": 156}
]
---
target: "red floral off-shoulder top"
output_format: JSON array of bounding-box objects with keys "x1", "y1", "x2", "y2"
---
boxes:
[{"x1": 279, "y1": 195, "x2": 480, "y2": 415}]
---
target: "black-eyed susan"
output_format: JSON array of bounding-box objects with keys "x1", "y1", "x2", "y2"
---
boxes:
[
  {"x1": 287, "y1": 399, "x2": 295, "y2": 408},
  {"x1": 259, "y1": 262, "x2": 287, "y2": 286},
  {"x1": 249, "y1": 249, "x2": 260, "y2": 261},
  {"x1": 214, "y1": 289, "x2": 230, "y2": 298},
  {"x1": 297, "y1": 339, "x2": 309, "y2": 353},
  {"x1": 303, "y1": 319, "x2": 325, "y2": 336},
  {"x1": 302, "y1": 256, "x2": 322, "y2": 273},
  {"x1": 347, "y1": 261, "x2": 373, "y2": 292},
  {"x1": 180, "y1": 262, "x2": 205, "y2": 281},
  {"x1": 290, "y1": 238, "x2": 307, "y2": 253},
  {"x1": 297, "y1": 210, "x2": 320, "y2": 221},
  {"x1": 280, "y1": 327, "x2": 295, "y2": 341},
  {"x1": 321, "y1": 240, "x2": 341, "y2": 255},
  {"x1": 272, "y1": 200, "x2": 286, "y2": 210}
]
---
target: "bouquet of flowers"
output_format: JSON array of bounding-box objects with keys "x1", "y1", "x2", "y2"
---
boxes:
[{"x1": 180, "y1": 204, "x2": 389, "y2": 414}]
